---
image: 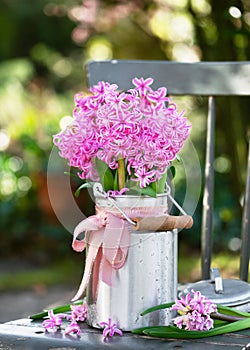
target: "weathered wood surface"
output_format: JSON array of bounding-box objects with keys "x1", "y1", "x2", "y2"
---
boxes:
[{"x1": 0, "y1": 318, "x2": 250, "y2": 350}]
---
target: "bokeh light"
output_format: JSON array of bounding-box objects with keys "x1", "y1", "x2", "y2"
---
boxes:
[
  {"x1": 214, "y1": 156, "x2": 231, "y2": 174},
  {"x1": 0, "y1": 172, "x2": 17, "y2": 196},
  {"x1": 17, "y1": 176, "x2": 32, "y2": 193},
  {"x1": 229, "y1": 6, "x2": 242, "y2": 19},
  {"x1": 7, "y1": 156, "x2": 24, "y2": 172},
  {"x1": 87, "y1": 38, "x2": 112, "y2": 60},
  {"x1": 0, "y1": 130, "x2": 10, "y2": 151}
]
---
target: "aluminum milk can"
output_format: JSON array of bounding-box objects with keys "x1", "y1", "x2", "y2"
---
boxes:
[{"x1": 86, "y1": 193, "x2": 178, "y2": 331}]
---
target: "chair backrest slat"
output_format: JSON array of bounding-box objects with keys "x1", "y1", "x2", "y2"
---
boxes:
[{"x1": 87, "y1": 60, "x2": 250, "y2": 96}]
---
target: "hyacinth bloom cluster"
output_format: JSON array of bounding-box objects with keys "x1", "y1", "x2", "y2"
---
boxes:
[
  {"x1": 171, "y1": 290, "x2": 217, "y2": 331},
  {"x1": 53, "y1": 77, "x2": 191, "y2": 192}
]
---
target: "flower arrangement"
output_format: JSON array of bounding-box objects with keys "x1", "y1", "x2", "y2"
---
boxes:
[{"x1": 53, "y1": 77, "x2": 191, "y2": 197}]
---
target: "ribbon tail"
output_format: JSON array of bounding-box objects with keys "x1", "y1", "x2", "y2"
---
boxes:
[
  {"x1": 71, "y1": 229, "x2": 104, "y2": 301},
  {"x1": 72, "y1": 215, "x2": 103, "y2": 252},
  {"x1": 92, "y1": 247, "x2": 102, "y2": 300},
  {"x1": 71, "y1": 244, "x2": 97, "y2": 301},
  {"x1": 113, "y1": 223, "x2": 130, "y2": 269},
  {"x1": 100, "y1": 256, "x2": 113, "y2": 286},
  {"x1": 101, "y1": 214, "x2": 130, "y2": 285}
]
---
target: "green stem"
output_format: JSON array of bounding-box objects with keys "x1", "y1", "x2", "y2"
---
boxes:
[
  {"x1": 117, "y1": 155, "x2": 126, "y2": 190},
  {"x1": 211, "y1": 312, "x2": 245, "y2": 322},
  {"x1": 133, "y1": 317, "x2": 250, "y2": 339},
  {"x1": 29, "y1": 300, "x2": 84, "y2": 320}
]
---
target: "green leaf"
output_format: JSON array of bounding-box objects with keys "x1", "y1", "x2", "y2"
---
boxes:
[
  {"x1": 75, "y1": 182, "x2": 94, "y2": 197},
  {"x1": 150, "y1": 180, "x2": 157, "y2": 193},
  {"x1": 29, "y1": 300, "x2": 84, "y2": 320},
  {"x1": 217, "y1": 304, "x2": 250, "y2": 318},
  {"x1": 113, "y1": 169, "x2": 119, "y2": 191},
  {"x1": 139, "y1": 186, "x2": 156, "y2": 197},
  {"x1": 64, "y1": 171, "x2": 80, "y2": 179},
  {"x1": 141, "y1": 302, "x2": 174, "y2": 316},
  {"x1": 95, "y1": 158, "x2": 114, "y2": 191},
  {"x1": 213, "y1": 319, "x2": 228, "y2": 326},
  {"x1": 133, "y1": 317, "x2": 250, "y2": 338},
  {"x1": 168, "y1": 165, "x2": 176, "y2": 179},
  {"x1": 128, "y1": 185, "x2": 157, "y2": 197},
  {"x1": 157, "y1": 171, "x2": 167, "y2": 193},
  {"x1": 132, "y1": 325, "x2": 180, "y2": 336},
  {"x1": 132, "y1": 325, "x2": 156, "y2": 334}
]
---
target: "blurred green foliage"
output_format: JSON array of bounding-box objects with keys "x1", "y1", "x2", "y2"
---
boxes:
[{"x1": 0, "y1": 0, "x2": 250, "y2": 264}]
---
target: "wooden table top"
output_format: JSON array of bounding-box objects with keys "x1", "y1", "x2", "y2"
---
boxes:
[{"x1": 0, "y1": 318, "x2": 250, "y2": 350}]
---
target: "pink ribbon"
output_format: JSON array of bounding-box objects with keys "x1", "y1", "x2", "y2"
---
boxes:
[{"x1": 71, "y1": 207, "x2": 130, "y2": 301}]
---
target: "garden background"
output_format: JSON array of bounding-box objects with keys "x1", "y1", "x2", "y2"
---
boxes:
[{"x1": 0, "y1": 0, "x2": 250, "y2": 320}]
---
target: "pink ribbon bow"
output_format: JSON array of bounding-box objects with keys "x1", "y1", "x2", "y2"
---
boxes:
[{"x1": 71, "y1": 207, "x2": 130, "y2": 301}]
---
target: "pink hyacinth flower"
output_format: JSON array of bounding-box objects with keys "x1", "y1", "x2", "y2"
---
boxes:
[
  {"x1": 171, "y1": 290, "x2": 217, "y2": 331},
  {"x1": 42, "y1": 310, "x2": 63, "y2": 332},
  {"x1": 68, "y1": 302, "x2": 88, "y2": 322},
  {"x1": 65, "y1": 321, "x2": 81, "y2": 336},
  {"x1": 100, "y1": 318, "x2": 123, "y2": 338}
]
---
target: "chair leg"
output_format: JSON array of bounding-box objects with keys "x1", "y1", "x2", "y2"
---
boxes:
[
  {"x1": 201, "y1": 96, "x2": 215, "y2": 280},
  {"x1": 240, "y1": 135, "x2": 250, "y2": 281}
]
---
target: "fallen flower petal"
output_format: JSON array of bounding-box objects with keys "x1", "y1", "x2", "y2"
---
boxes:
[
  {"x1": 65, "y1": 321, "x2": 81, "y2": 336},
  {"x1": 69, "y1": 302, "x2": 88, "y2": 322},
  {"x1": 100, "y1": 318, "x2": 123, "y2": 338},
  {"x1": 42, "y1": 310, "x2": 63, "y2": 332}
]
